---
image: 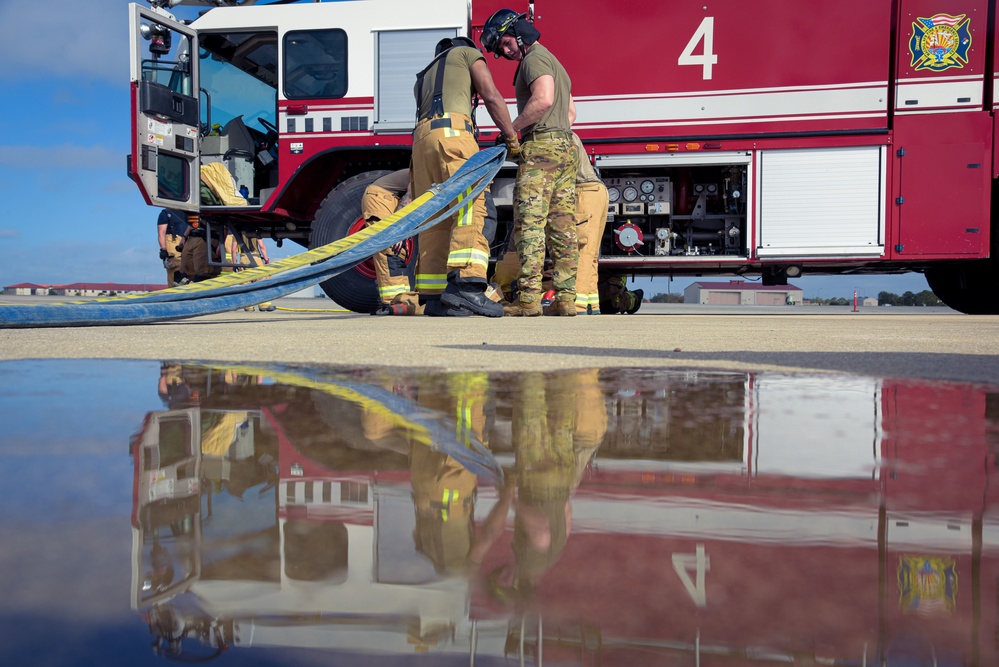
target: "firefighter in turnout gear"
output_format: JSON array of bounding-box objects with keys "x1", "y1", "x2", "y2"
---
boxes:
[
  {"x1": 411, "y1": 36, "x2": 519, "y2": 317},
  {"x1": 482, "y1": 9, "x2": 579, "y2": 317},
  {"x1": 361, "y1": 170, "x2": 419, "y2": 315},
  {"x1": 571, "y1": 133, "x2": 608, "y2": 314}
]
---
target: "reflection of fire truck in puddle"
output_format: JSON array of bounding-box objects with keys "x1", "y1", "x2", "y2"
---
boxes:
[{"x1": 130, "y1": 367, "x2": 999, "y2": 664}]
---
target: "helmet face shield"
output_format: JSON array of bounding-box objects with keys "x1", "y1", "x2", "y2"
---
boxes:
[{"x1": 481, "y1": 27, "x2": 501, "y2": 54}]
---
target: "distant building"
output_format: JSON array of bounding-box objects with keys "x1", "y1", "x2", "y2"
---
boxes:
[
  {"x1": 4, "y1": 282, "x2": 166, "y2": 296},
  {"x1": 684, "y1": 280, "x2": 804, "y2": 306},
  {"x1": 3, "y1": 282, "x2": 53, "y2": 296}
]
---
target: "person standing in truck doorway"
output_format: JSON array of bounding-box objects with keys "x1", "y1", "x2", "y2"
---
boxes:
[
  {"x1": 411, "y1": 35, "x2": 519, "y2": 317},
  {"x1": 180, "y1": 216, "x2": 220, "y2": 283},
  {"x1": 157, "y1": 208, "x2": 189, "y2": 287},
  {"x1": 481, "y1": 9, "x2": 579, "y2": 317}
]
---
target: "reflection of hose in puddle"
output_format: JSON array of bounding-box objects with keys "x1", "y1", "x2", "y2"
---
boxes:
[{"x1": 189, "y1": 362, "x2": 504, "y2": 486}]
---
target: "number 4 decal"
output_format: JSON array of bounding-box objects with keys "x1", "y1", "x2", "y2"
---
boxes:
[
  {"x1": 671, "y1": 544, "x2": 710, "y2": 608},
  {"x1": 678, "y1": 17, "x2": 718, "y2": 80}
]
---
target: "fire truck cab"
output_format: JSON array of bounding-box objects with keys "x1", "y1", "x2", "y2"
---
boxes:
[{"x1": 129, "y1": 0, "x2": 999, "y2": 314}]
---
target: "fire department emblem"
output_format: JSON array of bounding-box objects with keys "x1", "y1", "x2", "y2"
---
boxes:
[
  {"x1": 897, "y1": 555, "x2": 957, "y2": 616},
  {"x1": 909, "y1": 14, "x2": 972, "y2": 72}
]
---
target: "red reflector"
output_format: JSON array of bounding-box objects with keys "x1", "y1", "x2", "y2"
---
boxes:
[
  {"x1": 704, "y1": 142, "x2": 722, "y2": 149},
  {"x1": 287, "y1": 105, "x2": 309, "y2": 115}
]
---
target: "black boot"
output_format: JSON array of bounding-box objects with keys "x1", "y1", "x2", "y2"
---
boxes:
[
  {"x1": 626, "y1": 289, "x2": 645, "y2": 314},
  {"x1": 423, "y1": 295, "x2": 472, "y2": 317},
  {"x1": 441, "y1": 272, "x2": 504, "y2": 317}
]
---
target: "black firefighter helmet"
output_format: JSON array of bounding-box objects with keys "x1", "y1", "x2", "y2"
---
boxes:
[
  {"x1": 481, "y1": 8, "x2": 529, "y2": 58},
  {"x1": 435, "y1": 35, "x2": 478, "y2": 57}
]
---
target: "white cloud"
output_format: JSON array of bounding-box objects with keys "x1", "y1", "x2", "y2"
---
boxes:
[{"x1": 0, "y1": 0, "x2": 136, "y2": 82}]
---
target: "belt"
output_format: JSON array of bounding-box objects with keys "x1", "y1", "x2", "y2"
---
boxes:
[
  {"x1": 523, "y1": 129, "x2": 572, "y2": 143},
  {"x1": 421, "y1": 115, "x2": 474, "y2": 134}
]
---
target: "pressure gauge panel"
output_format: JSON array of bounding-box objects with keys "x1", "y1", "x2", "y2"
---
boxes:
[{"x1": 602, "y1": 177, "x2": 671, "y2": 208}]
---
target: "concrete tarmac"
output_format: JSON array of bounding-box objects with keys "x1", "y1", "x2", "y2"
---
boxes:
[{"x1": 1, "y1": 298, "x2": 998, "y2": 384}]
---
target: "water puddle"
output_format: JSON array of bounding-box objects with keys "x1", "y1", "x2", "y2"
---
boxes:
[{"x1": 1, "y1": 360, "x2": 997, "y2": 666}]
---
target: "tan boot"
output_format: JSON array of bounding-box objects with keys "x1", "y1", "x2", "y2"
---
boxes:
[
  {"x1": 543, "y1": 298, "x2": 577, "y2": 316},
  {"x1": 503, "y1": 300, "x2": 543, "y2": 317}
]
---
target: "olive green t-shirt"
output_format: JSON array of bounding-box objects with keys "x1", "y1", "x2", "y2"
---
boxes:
[
  {"x1": 573, "y1": 133, "x2": 601, "y2": 184},
  {"x1": 372, "y1": 169, "x2": 410, "y2": 197},
  {"x1": 414, "y1": 46, "x2": 484, "y2": 119},
  {"x1": 515, "y1": 43, "x2": 572, "y2": 135}
]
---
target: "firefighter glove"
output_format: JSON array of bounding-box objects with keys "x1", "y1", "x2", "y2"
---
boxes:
[
  {"x1": 504, "y1": 135, "x2": 521, "y2": 160},
  {"x1": 159, "y1": 248, "x2": 169, "y2": 260}
]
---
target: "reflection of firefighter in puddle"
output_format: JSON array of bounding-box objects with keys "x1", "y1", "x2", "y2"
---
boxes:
[
  {"x1": 477, "y1": 369, "x2": 606, "y2": 661},
  {"x1": 410, "y1": 372, "x2": 512, "y2": 574},
  {"x1": 489, "y1": 369, "x2": 606, "y2": 606},
  {"x1": 157, "y1": 362, "x2": 190, "y2": 405}
]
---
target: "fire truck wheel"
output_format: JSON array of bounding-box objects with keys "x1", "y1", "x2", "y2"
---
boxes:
[
  {"x1": 310, "y1": 170, "x2": 417, "y2": 313},
  {"x1": 925, "y1": 259, "x2": 999, "y2": 314}
]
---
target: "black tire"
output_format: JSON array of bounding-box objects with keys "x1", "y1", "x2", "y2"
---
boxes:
[
  {"x1": 310, "y1": 170, "x2": 416, "y2": 313},
  {"x1": 925, "y1": 259, "x2": 999, "y2": 314}
]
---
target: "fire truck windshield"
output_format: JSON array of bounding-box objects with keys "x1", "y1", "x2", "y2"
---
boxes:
[{"x1": 198, "y1": 31, "x2": 278, "y2": 133}]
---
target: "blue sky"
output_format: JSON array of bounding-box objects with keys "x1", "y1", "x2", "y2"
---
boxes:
[
  {"x1": 0, "y1": 0, "x2": 932, "y2": 299},
  {"x1": 0, "y1": 0, "x2": 246, "y2": 289}
]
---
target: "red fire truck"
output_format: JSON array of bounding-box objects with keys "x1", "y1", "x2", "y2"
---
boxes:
[{"x1": 129, "y1": 0, "x2": 999, "y2": 314}]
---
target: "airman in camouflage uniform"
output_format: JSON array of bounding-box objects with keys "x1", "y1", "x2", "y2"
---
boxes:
[
  {"x1": 482, "y1": 9, "x2": 578, "y2": 316},
  {"x1": 515, "y1": 138, "x2": 578, "y2": 311}
]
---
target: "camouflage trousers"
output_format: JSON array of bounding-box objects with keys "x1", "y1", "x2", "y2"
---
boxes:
[{"x1": 513, "y1": 134, "x2": 578, "y2": 303}]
